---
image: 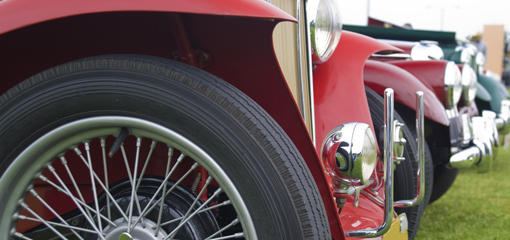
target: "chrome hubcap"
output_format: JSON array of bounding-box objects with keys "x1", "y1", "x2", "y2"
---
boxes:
[{"x1": 103, "y1": 218, "x2": 167, "y2": 240}]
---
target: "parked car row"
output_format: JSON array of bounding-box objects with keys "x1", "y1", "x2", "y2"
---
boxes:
[{"x1": 0, "y1": 0, "x2": 504, "y2": 240}]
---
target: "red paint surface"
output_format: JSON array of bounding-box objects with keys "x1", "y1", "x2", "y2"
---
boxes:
[
  {"x1": 314, "y1": 31, "x2": 401, "y2": 149},
  {"x1": 314, "y1": 31, "x2": 401, "y2": 238},
  {"x1": 364, "y1": 60, "x2": 449, "y2": 126},
  {"x1": 0, "y1": 0, "x2": 295, "y2": 34},
  {"x1": 389, "y1": 60, "x2": 449, "y2": 107}
]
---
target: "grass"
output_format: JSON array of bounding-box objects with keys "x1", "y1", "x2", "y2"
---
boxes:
[{"x1": 415, "y1": 145, "x2": 510, "y2": 240}]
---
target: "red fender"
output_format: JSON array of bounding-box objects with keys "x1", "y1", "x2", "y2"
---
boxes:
[
  {"x1": 0, "y1": 2, "x2": 344, "y2": 237},
  {"x1": 314, "y1": 31, "x2": 400, "y2": 240},
  {"x1": 364, "y1": 60, "x2": 449, "y2": 126},
  {"x1": 389, "y1": 60, "x2": 449, "y2": 106},
  {"x1": 0, "y1": 0, "x2": 295, "y2": 34},
  {"x1": 314, "y1": 31, "x2": 401, "y2": 148}
]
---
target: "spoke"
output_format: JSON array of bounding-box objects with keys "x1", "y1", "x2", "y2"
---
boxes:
[
  {"x1": 81, "y1": 143, "x2": 102, "y2": 233},
  {"x1": 120, "y1": 141, "x2": 145, "y2": 229},
  {"x1": 166, "y1": 176, "x2": 213, "y2": 239},
  {"x1": 18, "y1": 215, "x2": 98, "y2": 234},
  {"x1": 60, "y1": 156, "x2": 94, "y2": 225},
  {"x1": 100, "y1": 138, "x2": 111, "y2": 221},
  {"x1": 74, "y1": 148, "x2": 129, "y2": 221},
  {"x1": 129, "y1": 159, "x2": 196, "y2": 232},
  {"x1": 44, "y1": 167, "x2": 104, "y2": 239},
  {"x1": 155, "y1": 148, "x2": 174, "y2": 237},
  {"x1": 205, "y1": 218, "x2": 240, "y2": 240},
  {"x1": 20, "y1": 202, "x2": 68, "y2": 240},
  {"x1": 165, "y1": 188, "x2": 223, "y2": 239},
  {"x1": 29, "y1": 190, "x2": 84, "y2": 240},
  {"x1": 208, "y1": 232, "x2": 245, "y2": 240},
  {"x1": 14, "y1": 232, "x2": 33, "y2": 240},
  {"x1": 158, "y1": 200, "x2": 231, "y2": 228},
  {"x1": 38, "y1": 175, "x2": 117, "y2": 226},
  {"x1": 135, "y1": 140, "x2": 157, "y2": 191}
]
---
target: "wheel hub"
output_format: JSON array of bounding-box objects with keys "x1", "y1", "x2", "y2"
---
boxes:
[{"x1": 103, "y1": 217, "x2": 168, "y2": 240}]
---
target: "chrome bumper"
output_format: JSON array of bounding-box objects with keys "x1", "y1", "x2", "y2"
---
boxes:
[{"x1": 449, "y1": 99, "x2": 510, "y2": 172}]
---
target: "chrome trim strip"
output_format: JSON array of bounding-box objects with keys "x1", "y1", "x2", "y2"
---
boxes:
[
  {"x1": 304, "y1": 0, "x2": 316, "y2": 144},
  {"x1": 371, "y1": 53, "x2": 411, "y2": 59},
  {"x1": 296, "y1": 0, "x2": 306, "y2": 122},
  {"x1": 345, "y1": 88, "x2": 394, "y2": 238},
  {"x1": 394, "y1": 91, "x2": 425, "y2": 208}
]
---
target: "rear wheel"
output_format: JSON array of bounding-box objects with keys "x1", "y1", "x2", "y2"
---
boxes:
[
  {"x1": 365, "y1": 87, "x2": 433, "y2": 240},
  {"x1": 0, "y1": 55, "x2": 330, "y2": 239}
]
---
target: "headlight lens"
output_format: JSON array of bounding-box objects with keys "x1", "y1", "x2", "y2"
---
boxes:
[
  {"x1": 455, "y1": 44, "x2": 477, "y2": 66},
  {"x1": 321, "y1": 123, "x2": 377, "y2": 186},
  {"x1": 308, "y1": 0, "x2": 342, "y2": 64},
  {"x1": 476, "y1": 52, "x2": 486, "y2": 73},
  {"x1": 461, "y1": 64, "x2": 477, "y2": 105},
  {"x1": 410, "y1": 41, "x2": 444, "y2": 60},
  {"x1": 444, "y1": 61, "x2": 463, "y2": 108}
]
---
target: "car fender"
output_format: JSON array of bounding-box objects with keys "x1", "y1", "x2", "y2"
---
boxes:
[
  {"x1": 364, "y1": 60, "x2": 449, "y2": 126},
  {"x1": 314, "y1": 31, "x2": 402, "y2": 147},
  {"x1": 0, "y1": 0, "x2": 295, "y2": 35},
  {"x1": 0, "y1": 3, "x2": 349, "y2": 237},
  {"x1": 478, "y1": 73, "x2": 510, "y2": 113}
]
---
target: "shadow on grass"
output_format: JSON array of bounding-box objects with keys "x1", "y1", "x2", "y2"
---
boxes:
[{"x1": 416, "y1": 146, "x2": 510, "y2": 240}]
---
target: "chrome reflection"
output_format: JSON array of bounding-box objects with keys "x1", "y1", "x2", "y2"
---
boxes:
[
  {"x1": 410, "y1": 41, "x2": 444, "y2": 60},
  {"x1": 321, "y1": 123, "x2": 377, "y2": 187}
]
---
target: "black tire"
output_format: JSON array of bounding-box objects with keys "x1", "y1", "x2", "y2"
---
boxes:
[
  {"x1": 365, "y1": 87, "x2": 433, "y2": 240},
  {"x1": 0, "y1": 55, "x2": 330, "y2": 239},
  {"x1": 394, "y1": 103, "x2": 458, "y2": 204},
  {"x1": 428, "y1": 164, "x2": 459, "y2": 203}
]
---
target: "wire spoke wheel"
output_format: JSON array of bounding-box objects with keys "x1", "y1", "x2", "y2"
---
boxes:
[
  {"x1": 0, "y1": 55, "x2": 330, "y2": 240},
  {"x1": 3, "y1": 116, "x2": 252, "y2": 240}
]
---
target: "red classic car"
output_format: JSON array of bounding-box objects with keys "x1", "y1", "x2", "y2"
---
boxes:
[{"x1": 0, "y1": 0, "x2": 427, "y2": 239}]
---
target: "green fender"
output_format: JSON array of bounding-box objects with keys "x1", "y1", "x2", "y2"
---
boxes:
[
  {"x1": 478, "y1": 73, "x2": 510, "y2": 113},
  {"x1": 476, "y1": 82, "x2": 491, "y2": 102}
]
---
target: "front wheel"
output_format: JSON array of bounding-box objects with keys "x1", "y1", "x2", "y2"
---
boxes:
[{"x1": 0, "y1": 55, "x2": 330, "y2": 239}]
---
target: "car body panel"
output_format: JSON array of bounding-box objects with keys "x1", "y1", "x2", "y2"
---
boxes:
[
  {"x1": 0, "y1": 0, "x2": 295, "y2": 35},
  {"x1": 363, "y1": 60, "x2": 449, "y2": 126},
  {"x1": 388, "y1": 60, "x2": 448, "y2": 106},
  {"x1": 478, "y1": 73, "x2": 510, "y2": 113},
  {"x1": 314, "y1": 31, "x2": 402, "y2": 148}
]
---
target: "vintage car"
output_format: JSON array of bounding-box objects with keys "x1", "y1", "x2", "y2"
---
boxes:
[
  {"x1": 0, "y1": 0, "x2": 430, "y2": 240},
  {"x1": 343, "y1": 24, "x2": 510, "y2": 203}
]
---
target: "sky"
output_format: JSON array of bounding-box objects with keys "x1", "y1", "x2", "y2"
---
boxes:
[{"x1": 338, "y1": 0, "x2": 510, "y2": 41}]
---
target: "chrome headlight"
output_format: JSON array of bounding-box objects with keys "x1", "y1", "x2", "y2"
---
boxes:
[
  {"x1": 444, "y1": 61, "x2": 463, "y2": 108},
  {"x1": 455, "y1": 44, "x2": 477, "y2": 64},
  {"x1": 476, "y1": 52, "x2": 486, "y2": 73},
  {"x1": 321, "y1": 123, "x2": 377, "y2": 187},
  {"x1": 461, "y1": 64, "x2": 477, "y2": 105},
  {"x1": 410, "y1": 41, "x2": 444, "y2": 60},
  {"x1": 308, "y1": 0, "x2": 342, "y2": 64}
]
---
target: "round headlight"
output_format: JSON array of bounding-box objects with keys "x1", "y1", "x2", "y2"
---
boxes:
[
  {"x1": 476, "y1": 52, "x2": 486, "y2": 73},
  {"x1": 308, "y1": 0, "x2": 342, "y2": 64},
  {"x1": 444, "y1": 61, "x2": 463, "y2": 108},
  {"x1": 456, "y1": 44, "x2": 477, "y2": 64},
  {"x1": 321, "y1": 123, "x2": 377, "y2": 187},
  {"x1": 461, "y1": 64, "x2": 477, "y2": 105},
  {"x1": 410, "y1": 41, "x2": 444, "y2": 60}
]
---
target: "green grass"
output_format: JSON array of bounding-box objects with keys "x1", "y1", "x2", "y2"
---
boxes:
[{"x1": 415, "y1": 146, "x2": 510, "y2": 240}]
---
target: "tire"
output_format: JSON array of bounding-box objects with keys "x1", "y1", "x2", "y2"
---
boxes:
[
  {"x1": 0, "y1": 55, "x2": 330, "y2": 239},
  {"x1": 394, "y1": 103, "x2": 458, "y2": 204},
  {"x1": 428, "y1": 164, "x2": 459, "y2": 203},
  {"x1": 365, "y1": 87, "x2": 433, "y2": 240}
]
